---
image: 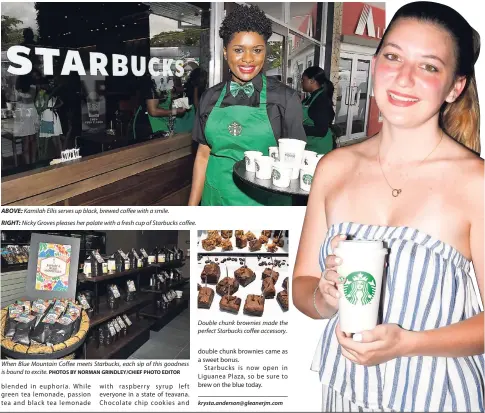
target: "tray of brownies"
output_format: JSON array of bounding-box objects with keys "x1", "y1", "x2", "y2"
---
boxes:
[
  {"x1": 196, "y1": 255, "x2": 289, "y2": 318},
  {"x1": 197, "y1": 230, "x2": 288, "y2": 255}
]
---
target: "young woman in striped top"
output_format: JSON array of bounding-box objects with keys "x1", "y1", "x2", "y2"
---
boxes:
[{"x1": 293, "y1": 2, "x2": 483, "y2": 412}]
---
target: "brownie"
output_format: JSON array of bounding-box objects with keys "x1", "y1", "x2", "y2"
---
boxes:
[
  {"x1": 216, "y1": 277, "x2": 240, "y2": 296},
  {"x1": 235, "y1": 230, "x2": 244, "y2": 237},
  {"x1": 266, "y1": 242, "x2": 278, "y2": 253},
  {"x1": 201, "y1": 263, "x2": 221, "y2": 284},
  {"x1": 207, "y1": 230, "x2": 219, "y2": 240},
  {"x1": 262, "y1": 268, "x2": 279, "y2": 283},
  {"x1": 234, "y1": 266, "x2": 256, "y2": 287},
  {"x1": 221, "y1": 230, "x2": 233, "y2": 239},
  {"x1": 243, "y1": 294, "x2": 265, "y2": 316},
  {"x1": 259, "y1": 235, "x2": 269, "y2": 244},
  {"x1": 277, "y1": 290, "x2": 289, "y2": 312},
  {"x1": 262, "y1": 277, "x2": 276, "y2": 299},
  {"x1": 198, "y1": 287, "x2": 214, "y2": 309},
  {"x1": 219, "y1": 295, "x2": 242, "y2": 315},
  {"x1": 282, "y1": 277, "x2": 288, "y2": 291},
  {"x1": 207, "y1": 231, "x2": 222, "y2": 246},
  {"x1": 262, "y1": 230, "x2": 272, "y2": 238},
  {"x1": 202, "y1": 238, "x2": 216, "y2": 251},
  {"x1": 221, "y1": 238, "x2": 233, "y2": 251},
  {"x1": 277, "y1": 238, "x2": 285, "y2": 248},
  {"x1": 236, "y1": 235, "x2": 248, "y2": 249},
  {"x1": 245, "y1": 231, "x2": 256, "y2": 241},
  {"x1": 249, "y1": 239, "x2": 262, "y2": 252}
]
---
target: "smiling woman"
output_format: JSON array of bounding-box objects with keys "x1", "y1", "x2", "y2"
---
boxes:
[
  {"x1": 188, "y1": 4, "x2": 306, "y2": 207},
  {"x1": 292, "y1": 1, "x2": 483, "y2": 412}
]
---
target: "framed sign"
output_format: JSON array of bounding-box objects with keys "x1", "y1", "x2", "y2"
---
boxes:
[{"x1": 26, "y1": 233, "x2": 81, "y2": 301}]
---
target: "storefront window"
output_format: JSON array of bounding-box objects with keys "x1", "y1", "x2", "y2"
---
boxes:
[
  {"x1": 264, "y1": 33, "x2": 284, "y2": 82},
  {"x1": 247, "y1": 2, "x2": 284, "y2": 21},
  {"x1": 289, "y1": 3, "x2": 322, "y2": 42},
  {"x1": 287, "y1": 32, "x2": 319, "y2": 97},
  {"x1": 1, "y1": 2, "x2": 211, "y2": 177}
]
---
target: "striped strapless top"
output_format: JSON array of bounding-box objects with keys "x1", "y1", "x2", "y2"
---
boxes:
[{"x1": 311, "y1": 222, "x2": 484, "y2": 412}]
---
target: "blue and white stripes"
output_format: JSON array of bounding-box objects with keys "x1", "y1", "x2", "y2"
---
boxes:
[{"x1": 311, "y1": 222, "x2": 484, "y2": 412}]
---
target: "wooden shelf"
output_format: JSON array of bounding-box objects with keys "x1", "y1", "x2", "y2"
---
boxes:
[
  {"x1": 86, "y1": 317, "x2": 154, "y2": 359},
  {"x1": 89, "y1": 294, "x2": 151, "y2": 328},
  {"x1": 140, "y1": 297, "x2": 188, "y2": 332},
  {"x1": 1, "y1": 263, "x2": 28, "y2": 273}
]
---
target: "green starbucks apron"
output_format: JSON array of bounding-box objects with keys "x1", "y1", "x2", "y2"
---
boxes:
[
  {"x1": 148, "y1": 90, "x2": 172, "y2": 133},
  {"x1": 174, "y1": 105, "x2": 196, "y2": 134},
  {"x1": 302, "y1": 88, "x2": 333, "y2": 154},
  {"x1": 201, "y1": 75, "x2": 291, "y2": 206}
]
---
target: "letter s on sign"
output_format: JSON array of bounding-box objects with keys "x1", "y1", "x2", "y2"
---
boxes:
[
  {"x1": 7, "y1": 46, "x2": 32, "y2": 75},
  {"x1": 174, "y1": 60, "x2": 185, "y2": 77}
]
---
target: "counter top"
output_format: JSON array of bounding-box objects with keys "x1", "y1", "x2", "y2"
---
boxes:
[{"x1": 1, "y1": 133, "x2": 194, "y2": 205}]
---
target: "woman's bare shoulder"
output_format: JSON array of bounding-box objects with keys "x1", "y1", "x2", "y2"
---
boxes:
[{"x1": 317, "y1": 137, "x2": 377, "y2": 168}]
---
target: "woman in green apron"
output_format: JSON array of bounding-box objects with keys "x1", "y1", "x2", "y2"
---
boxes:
[
  {"x1": 301, "y1": 66, "x2": 336, "y2": 154},
  {"x1": 188, "y1": 4, "x2": 307, "y2": 206}
]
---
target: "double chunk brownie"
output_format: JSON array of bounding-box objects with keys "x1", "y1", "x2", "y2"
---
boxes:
[
  {"x1": 262, "y1": 268, "x2": 279, "y2": 283},
  {"x1": 216, "y1": 277, "x2": 240, "y2": 296},
  {"x1": 207, "y1": 230, "x2": 222, "y2": 246},
  {"x1": 245, "y1": 231, "x2": 256, "y2": 241},
  {"x1": 236, "y1": 235, "x2": 248, "y2": 249},
  {"x1": 262, "y1": 277, "x2": 276, "y2": 299},
  {"x1": 261, "y1": 230, "x2": 272, "y2": 238},
  {"x1": 198, "y1": 287, "x2": 215, "y2": 309},
  {"x1": 201, "y1": 263, "x2": 221, "y2": 284},
  {"x1": 249, "y1": 239, "x2": 262, "y2": 252},
  {"x1": 234, "y1": 266, "x2": 255, "y2": 287},
  {"x1": 259, "y1": 235, "x2": 269, "y2": 244},
  {"x1": 243, "y1": 294, "x2": 265, "y2": 316},
  {"x1": 277, "y1": 290, "x2": 289, "y2": 312},
  {"x1": 202, "y1": 238, "x2": 216, "y2": 251},
  {"x1": 282, "y1": 277, "x2": 288, "y2": 291},
  {"x1": 220, "y1": 295, "x2": 242, "y2": 315},
  {"x1": 235, "y1": 230, "x2": 244, "y2": 237},
  {"x1": 221, "y1": 230, "x2": 233, "y2": 239},
  {"x1": 221, "y1": 238, "x2": 233, "y2": 251},
  {"x1": 266, "y1": 242, "x2": 278, "y2": 253}
]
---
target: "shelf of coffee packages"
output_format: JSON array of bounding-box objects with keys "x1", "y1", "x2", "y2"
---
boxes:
[
  {"x1": 140, "y1": 296, "x2": 189, "y2": 332},
  {"x1": 78, "y1": 260, "x2": 184, "y2": 283},
  {"x1": 86, "y1": 315, "x2": 154, "y2": 359},
  {"x1": 140, "y1": 277, "x2": 189, "y2": 294},
  {"x1": 197, "y1": 255, "x2": 289, "y2": 318},
  {"x1": 198, "y1": 230, "x2": 288, "y2": 256},
  {"x1": 89, "y1": 293, "x2": 152, "y2": 328}
]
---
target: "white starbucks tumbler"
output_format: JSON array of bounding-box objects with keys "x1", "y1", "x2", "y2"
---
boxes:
[
  {"x1": 272, "y1": 161, "x2": 292, "y2": 188},
  {"x1": 244, "y1": 151, "x2": 263, "y2": 173},
  {"x1": 334, "y1": 240, "x2": 388, "y2": 334}
]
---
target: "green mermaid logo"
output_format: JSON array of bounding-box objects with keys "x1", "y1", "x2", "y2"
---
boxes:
[
  {"x1": 343, "y1": 272, "x2": 376, "y2": 305},
  {"x1": 302, "y1": 174, "x2": 313, "y2": 185}
]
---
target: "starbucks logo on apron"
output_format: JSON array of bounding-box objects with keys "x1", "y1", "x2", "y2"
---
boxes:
[
  {"x1": 302, "y1": 174, "x2": 313, "y2": 185},
  {"x1": 343, "y1": 272, "x2": 376, "y2": 305},
  {"x1": 272, "y1": 169, "x2": 281, "y2": 180},
  {"x1": 228, "y1": 121, "x2": 243, "y2": 136}
]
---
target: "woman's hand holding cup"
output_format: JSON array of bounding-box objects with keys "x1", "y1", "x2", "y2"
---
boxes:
[{"x1": 318, "y1": 234, "x2": 347, "y2": 313}]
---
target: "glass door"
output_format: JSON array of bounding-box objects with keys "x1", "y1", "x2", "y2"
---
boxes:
[{"x1": 335, "y1": 53, "x2": 372, "y2": 142}]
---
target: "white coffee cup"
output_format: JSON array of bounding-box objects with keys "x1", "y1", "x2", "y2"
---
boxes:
[
  {"x1": 334, "y1": 240, "x2": 388, "y2": 334},
  {"x1": 255, "y1": 156, "x2": 274, "y2": 180},
  {"x1": 175, "y1": 290, "x2": 183, "y2": 298},
  {"x1": 272, "y1": 161, "x2": 293, "y2": 188},
  {"x1": 244, "y1": 151, "x2": 263, "y2": 173},
  {"x1": 299, "y1": 165, "x2": 316, "y2": 191},
  {"x1": 268, "y1": 146, "x2": 279, "y2": 161},
  {"x1": 303, "y1": 150, "x2": 317, "y2": 166},
  {"x1": 278, "y1": 138, "x2": 306, "y2": 167}
]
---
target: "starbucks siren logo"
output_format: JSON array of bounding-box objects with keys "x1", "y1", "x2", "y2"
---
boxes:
[
  {"x1": 343, "y1": 272, "x2": 376, "y2": 305},
  {"x1": 302, "y1": 174, "x2": 313, "y2": 185},
  {"x1": 245, "y1": 156, "x2": 250, "y2": 166},
  {"x1": 272, "y1": 169, "x2": 281, "y2": 180}
]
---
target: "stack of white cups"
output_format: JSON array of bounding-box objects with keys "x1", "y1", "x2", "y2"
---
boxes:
[{"x1": 300, "y1": 151, "x2": 324, "y2": 191}]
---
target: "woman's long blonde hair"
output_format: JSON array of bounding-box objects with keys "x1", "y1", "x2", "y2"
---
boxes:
[{"x1": 376, "y1": 2, "x2": 481, "y2": 153}]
